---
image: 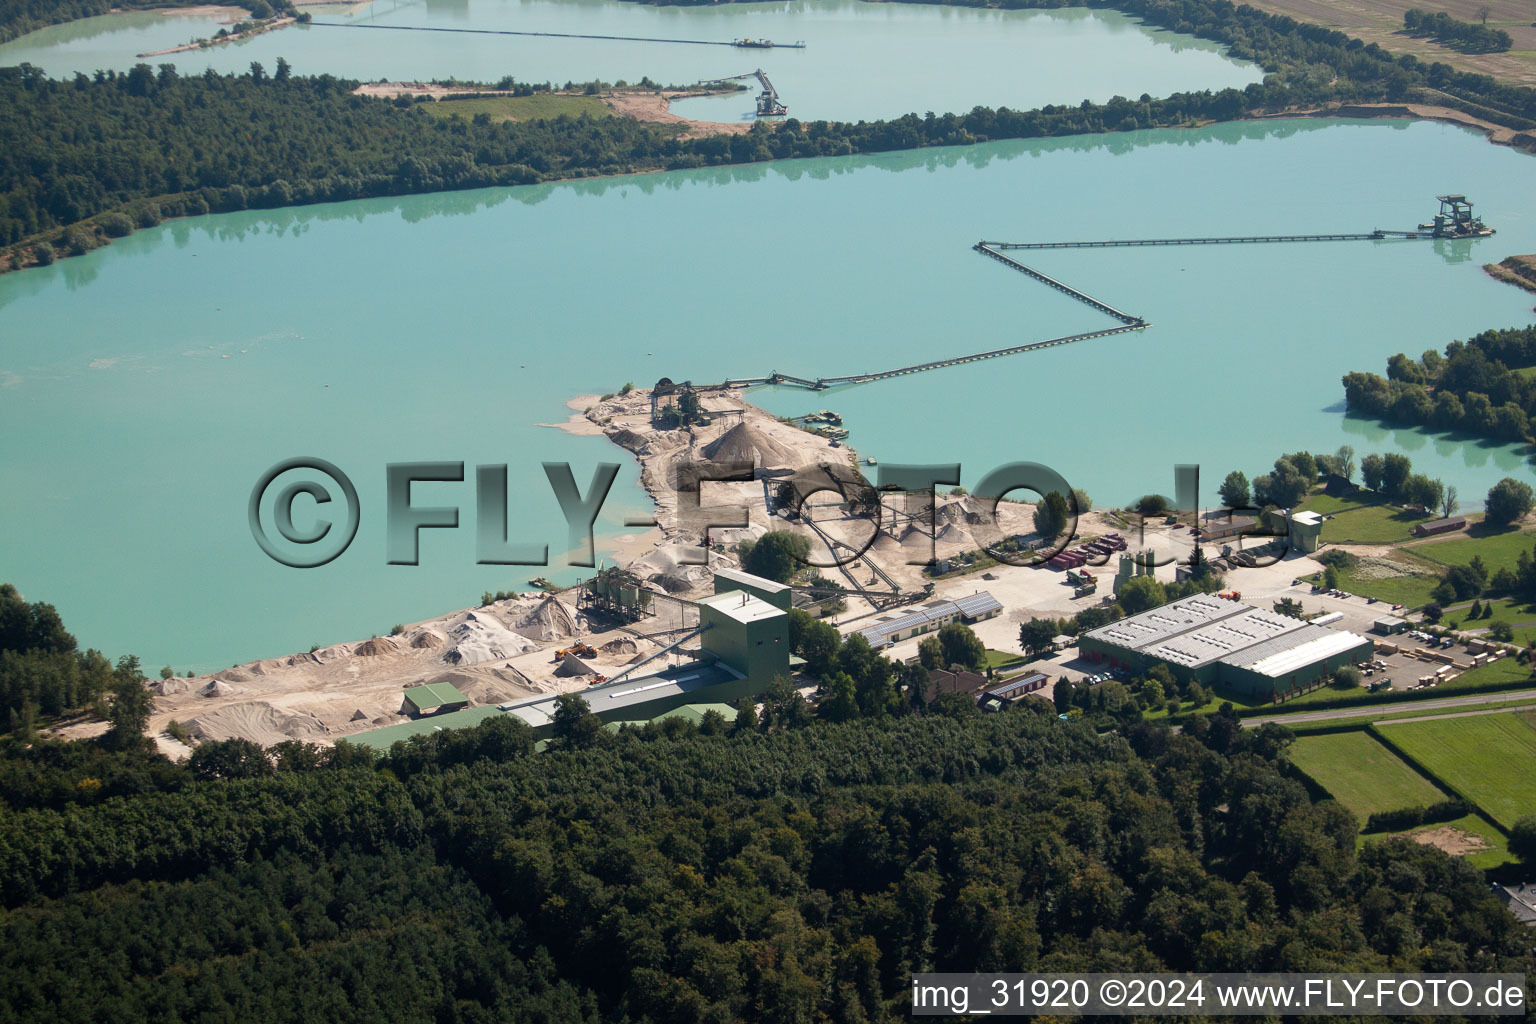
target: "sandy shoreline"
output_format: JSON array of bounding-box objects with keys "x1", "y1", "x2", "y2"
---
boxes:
[
  {"x1": 1248, "y1": 102, "x2": 1536, "y2": 153},
  {"x1": 151, "y1": 4, "x2": 247, "y2": 18},
  {"x1": 601, "y1": 90, "x2": 753, "y2": 138},
  {"x1": 351, "y1": 84, "x2": 754, "y2": 138}
]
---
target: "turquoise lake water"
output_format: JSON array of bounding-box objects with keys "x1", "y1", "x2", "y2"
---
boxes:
[
  {"x1": 2, "y1": 117, "x2": 1535, "y2": 670},
  {"x1": 0, "y1": 0, "x2": 1259, "y2": 122}
]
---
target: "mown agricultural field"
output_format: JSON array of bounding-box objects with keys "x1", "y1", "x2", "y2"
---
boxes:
[
  {"x1": 1316, "y1": 501, "x2": 1436, "y2": 545},
  {"x1": 1288, "y1": 730, "x2": 1448, "y2": 820},
  {"x1": 1377, "y1": 712, "x2": 1536, "y2": 829},
  {"x1": 1412, "y1": 527, "x2": 1536, "y2": 576}
]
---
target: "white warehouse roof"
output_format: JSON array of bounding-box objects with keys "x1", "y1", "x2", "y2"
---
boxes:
[{"x1": 1223, "y1": 627, "x2": 1369, "y2": 679}]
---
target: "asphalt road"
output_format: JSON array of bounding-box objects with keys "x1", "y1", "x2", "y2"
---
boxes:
[{"x1": 1243, "y1": 688, "x2": 1536, "y2": 728}]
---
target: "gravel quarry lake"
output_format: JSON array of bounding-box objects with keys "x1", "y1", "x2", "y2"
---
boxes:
[{"x1": 2, "y1": 3, "x2": 1535, "y2": 671}]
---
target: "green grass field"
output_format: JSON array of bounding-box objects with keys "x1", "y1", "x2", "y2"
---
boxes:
[
  {"x1": 1434, "y1": 655, "x2": 1532, "y2": 690},
  {"x1": 1288, "y1": 731, "x2": 1448, "y2": 819},
  {"x1": 1310, "y1": 551, "x2": 1443, "y2": 607},
  {"x1": 1378, "y1": 712, "x2": 1536, "y2": 829},
  {"x1": 422, "y1": 94, "x2": 612, "y2": 123},
  {"x1": 984, "y1": 648, "x2": 1025, "y2": 672},
  {"x1": 1437, "y1": 595, "x2": 1536, "y2": 644},
  {"x1": 1411, "y1": 527, "x2": 1536, "y2": 576},
  {"x1": 1300, "y1": 492, "x2": 1373, "y2": 515},
  {"x1": 1319, "y1": 503, "x2": 1437, "y2": 544}
]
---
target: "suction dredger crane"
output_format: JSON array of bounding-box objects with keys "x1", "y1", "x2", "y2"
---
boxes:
[{"x1": 702, "y1": 69, "x2": 788, "y2": 117}]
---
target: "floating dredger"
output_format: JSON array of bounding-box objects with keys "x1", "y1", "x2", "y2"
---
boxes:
[{"x1": 1419, "y1": 194, "x2": 1495, "y2": 238}]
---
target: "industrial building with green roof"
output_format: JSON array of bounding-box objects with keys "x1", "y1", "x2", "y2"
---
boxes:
[
  {"x1": 401, "y1": 681, "x2": 470, "y2": 717},
  {"x1": 1078, "y1": 594, "x2": 1372, "y2": 699},
  {"x1": 353, "y1": 578, "x2": 789, "y2": 746}
]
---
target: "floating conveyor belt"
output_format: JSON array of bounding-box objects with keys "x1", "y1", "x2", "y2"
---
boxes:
[
  {"x1": 971, "y1": 242, "x2": 1143, "y2": 325},
  {"x1": 309, "y1": 21, "x2": 755, "y2": 48},
  {"x1": 980, "y1": 230, "x2": 1427, "y2": 249},
  {"x1": 696, "y1": 226, "x2": 1432, "y2": 392}
]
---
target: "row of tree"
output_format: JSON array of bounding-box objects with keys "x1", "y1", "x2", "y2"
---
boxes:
[
  {"x1": 1217, "y1": 446, "x2": 1469, "y2": 520},
  {"x1": 1403, "y1": 8, "x2": 1513, "y2": 54},
  {"x1": 1218, "y1": 447, "x2": 1357, "y2": 510}
]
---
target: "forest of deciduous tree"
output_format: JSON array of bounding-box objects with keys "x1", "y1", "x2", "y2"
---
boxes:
[
  {"x1": 0, "y1": 592, "x2": 1533, "y2": 1021},
  {"x1": 1343, "y1": 326, "x2": 1536, "y2": 445},
  {"x1": 2, "y1": 699, "x2": 1534, "y2": 1021}
]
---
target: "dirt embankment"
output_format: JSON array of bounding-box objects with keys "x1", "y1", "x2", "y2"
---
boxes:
[
  {"x1": 1405, "y1": 824, "x2": 1491, "y2": 856},
  {"x1": 1485, "y1": 254, "x2": 1536, "y2": 296},
  {"x1": 349, "y1": 85, "x2": 753, "y2": 138},
  {"x1": 601, "y1": 91, "x2": 754, "y2": 138},
  {"x1": 353, "y1": 82, "x2": 516, "y2": 100}
]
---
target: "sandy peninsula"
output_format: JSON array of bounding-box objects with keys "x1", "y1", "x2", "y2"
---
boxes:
[{"x1": 62, "y1": 384, "x2": 1140, "y2": 757}]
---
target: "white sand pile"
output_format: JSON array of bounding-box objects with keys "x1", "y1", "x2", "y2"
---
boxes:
[
  {"x1": 553, "y1": 653, "x2": 598, "y2": 677},
  {"x1": 701, "y1": 422, "x2": 802, "y2": 469},
  {"x1": 936, "y1": 523, "x2": 969, "y2": 544},
  {"x1": 245, "y1": 656, "x2": 304, "y2": 677},
  {"x1": 152, "y1": 677, "x2": 194, "y2": 696},
  {"x1": 310, "y1": 643, "x2": 351, "y2": 664},
  {"x1": 607, "y1": 427, "x2": 650, "y2": 453},
  {"x1": 185, "y1": 701, "x2": 330, "y2": 746},
  {"x1": 456, "y1": 670, "x2": 539, "y2": 706},
  {"x1": 354, "y1": 636, "x2": 401, "y2": 657},
  {"x1": 630, "y1": 546, "x2": 685, "y2": 575},
  {"x1": 514, "y1": 596, "x2": 582, "y2": 643},
  {"x1": 408, "y1": 629, "x2": 445, "y2": 649},
  {"x1": 443, "y1": 611, "x2": 539, "y2": 666},
  {"x1": 713, "y1": 523, "x2": 767, "y2": 548},
  {"x1": 200, "y1": 680, "x2": 242, "y2": 698},
  {"x1": 215, "y1": 667, "x2": 254, "y2": 683},
  {"x1": 872, "y1": 524, "x2": 929, "y2": 550},
  {"x1": 630, "y1": 545, "x2": 714, "y2": 592}
]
